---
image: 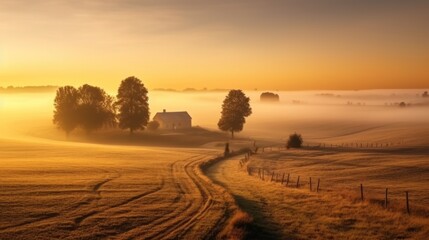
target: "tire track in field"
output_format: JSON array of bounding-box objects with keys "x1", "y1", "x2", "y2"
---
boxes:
[
  {"x1": 73, "y1": 177, "x2": 165, "y2": 225},
  {"x1": 154, "y1": 158, "x2": 215, "y2": 239},
  {"x1": 70, "y1": 155, "x2": 201, "y2": 238},
  {"x1": 0, "y1": 168, "x2": 120, "y2": 232},
  {"x1": 118, "y1": 154, "x2": 230, "y2": 239},
  {"x1": 113, "y1": 155, "x2": 204, "y2": 239}
]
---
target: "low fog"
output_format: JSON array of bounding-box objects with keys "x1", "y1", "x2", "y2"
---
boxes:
[{"x1": 1, "y1": 89, "x2": 428, "y2": 143}]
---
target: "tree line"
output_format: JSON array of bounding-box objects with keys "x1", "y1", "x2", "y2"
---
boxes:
[
  {"x1": 54, "y1": 77, "x2": 253, "y2": 138},
  {"x1": 53, "y1": 76, "x2": 150, "y2": 136}
]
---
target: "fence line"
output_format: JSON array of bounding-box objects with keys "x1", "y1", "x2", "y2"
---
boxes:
[
  {"x1": 239, "y1": 152, "x2": 415, "y2": 216},
  {"x1": 254, "y1": 140, "x2": 405, "y2": 154}
]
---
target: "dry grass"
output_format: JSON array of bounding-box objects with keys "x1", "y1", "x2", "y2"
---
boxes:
[
  {"x1": 247, "y1": 147, "x2": 429, "y2": 217},
  {"x1": 206, "y1": 153, "x2": 429, "y2": 239},
  {"x1": 220, "y1": 210, "x2": 254, "y2": 240},
  {"x1": 0, "y1": 139, "x2": 236, "y2": 239},
  {"x1": 1, "y1": 90, "x2": 429, "y2": 239}
]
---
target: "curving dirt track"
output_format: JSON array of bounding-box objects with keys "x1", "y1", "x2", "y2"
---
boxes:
[
  {"x1": 0, "y1": 139, "x2": 235, "y2": 239},
  {"x1": 206, "y1": 154, "x2": 429, "y2": 239}
]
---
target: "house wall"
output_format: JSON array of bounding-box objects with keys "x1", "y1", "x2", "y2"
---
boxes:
[{"x1": 154, "y1": 117, "x2": 192, "y2": 129}]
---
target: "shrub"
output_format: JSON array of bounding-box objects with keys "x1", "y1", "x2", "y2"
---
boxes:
[
  {"x1": 147, "y1": 120, "x2": 160, "y2": 131},
  {"x1": 287, "y1": 133, "x2": 303, "y2": 149}
]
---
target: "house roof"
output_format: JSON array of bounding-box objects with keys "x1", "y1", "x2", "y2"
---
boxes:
[{"x1": 153, "y1": 111, "x2": 192, "y2": 122}]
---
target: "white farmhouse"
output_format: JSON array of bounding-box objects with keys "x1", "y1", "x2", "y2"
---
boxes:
[{"x1": 153, "y1": 110, "x2": 192, "y2": 130}]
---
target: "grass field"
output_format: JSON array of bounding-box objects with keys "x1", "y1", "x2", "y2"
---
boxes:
[
  {"x1": 205, "y1": 122, "x2": 429, "y2": 239},
  {"x1": 207, "y1": 153, "x2": 429, "y2": 239},
  {"x1": 0, "y1": 138, "x2": 240, "y2": 239},
  {"x1": 1, "y1": 90, "x2": 428, "y2": 239}
]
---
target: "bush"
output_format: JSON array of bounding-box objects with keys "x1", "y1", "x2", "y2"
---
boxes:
[
  {"x1": 287, "y1": 133, "x2": 303, "y2": 149},
  {"x1": 147, "y1": 120, "x2": 160, "y2": 131}
]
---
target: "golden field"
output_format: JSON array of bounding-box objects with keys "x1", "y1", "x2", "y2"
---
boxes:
[
  {"x1": 1, "y1": 90, "x2": 428, "y2": 239},
  {"x1": 0, "y1": 138, "x2": 241, "y2": 239}
]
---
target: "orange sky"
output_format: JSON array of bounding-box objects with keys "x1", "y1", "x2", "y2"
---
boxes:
[{"x1": 1, "y1": 0, "x2": 428, "y2": 90}]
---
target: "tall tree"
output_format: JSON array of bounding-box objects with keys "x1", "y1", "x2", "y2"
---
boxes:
[
  {"x1": 116, "y1": 76, "x2": 150, "y2": 134},
  {"x1": 53, "y1": 86, "x2": 80, "y2": 137},
  {"x1": 77, "y1": 84, "x2": 116, "y2": 134},
  {"x1": 218, "y1": 90, "x2": 252, "y2": 138}
]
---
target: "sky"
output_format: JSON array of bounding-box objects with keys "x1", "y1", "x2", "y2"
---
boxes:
[{"x1": 0, "y1": 0, "x2": 428, "y2": 91}]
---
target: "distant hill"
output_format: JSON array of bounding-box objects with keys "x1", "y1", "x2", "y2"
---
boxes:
[{"x1": 0, "y1": 86, "x2": 58, "y2": 93}]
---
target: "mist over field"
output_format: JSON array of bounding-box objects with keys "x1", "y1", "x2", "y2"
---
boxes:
[
  {"x1": 1, "y1": 88, "x2": 429, "y2": 239},
  {"x1": 2, "y1": 0, "x2": 429, "y2": 238},
  {"x1": 1, "y1": 89, "x2": 428, "y2": 142}
]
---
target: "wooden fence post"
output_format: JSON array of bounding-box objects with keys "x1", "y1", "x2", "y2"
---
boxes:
[
  {"x1": 296, "y1": 176, "x2": 300, "y2": 188},
  {"x1": 281, "y1": 173, "x2": 285, "y2": 185},
  {"x1": 406, "y1": 191, "x2": 410, "y2": 214},
  {"x1": 286, "y1": 173, "x2": 290, "y2": 186},
  {"x1": 309, "y1": 177, "x2": 312, "y2": 191},
  {"x1": 360, "y1": 184, "x2": 364, "y2": 202},
  {"x1": 385, "y1": 188, "x2": 388, "y2": 208},
  {"x1": 316, "y1": 179, "x2": 320, "y2": 192}
]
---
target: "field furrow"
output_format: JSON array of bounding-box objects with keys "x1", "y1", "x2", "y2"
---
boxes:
[{"x1": 0, "y1": 140, "x2": 234, "y2": 239}]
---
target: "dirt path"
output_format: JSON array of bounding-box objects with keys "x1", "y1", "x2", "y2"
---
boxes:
[
  {"x1": 206, "y1": 156, "x2": 429, "y2": 240},
  {"x1": 206, "y1": 157, "x2": 288, "y2": 239}
]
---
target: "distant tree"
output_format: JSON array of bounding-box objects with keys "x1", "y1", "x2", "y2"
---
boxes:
[
  {"x1": 423, "y1": 91, "x2": 428, "y2": 98},
  {"x1": 260, "y1": 92, "x2": 280, "y2": 102},
  {"x1": 287, "y1": 133, "x2": 303, "y2": 149},
  {"x1": 147, "y1": 120, "x2": 160, "y2": 131},
  {"x1": 53, "y1": 86, "x2": 80, "y2": 137},
  {"x1": 218, "y1": 90, "x2": 252, "y2": 138},
  {"x1": 77, "y1": 84, "x2": 116, "y2": 134},
  {"x1": 116, "y1": 76, "x2": 150, "y2": 134}
]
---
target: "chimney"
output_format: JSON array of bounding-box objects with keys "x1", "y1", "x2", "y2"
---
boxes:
[{"x1": 163, "y1": 109, "x2": 166, "y2": 113}]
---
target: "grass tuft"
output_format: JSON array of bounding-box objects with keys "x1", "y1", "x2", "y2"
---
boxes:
[{"x1": 220, "y1": 210, "x2": 254, "y2": 240}]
